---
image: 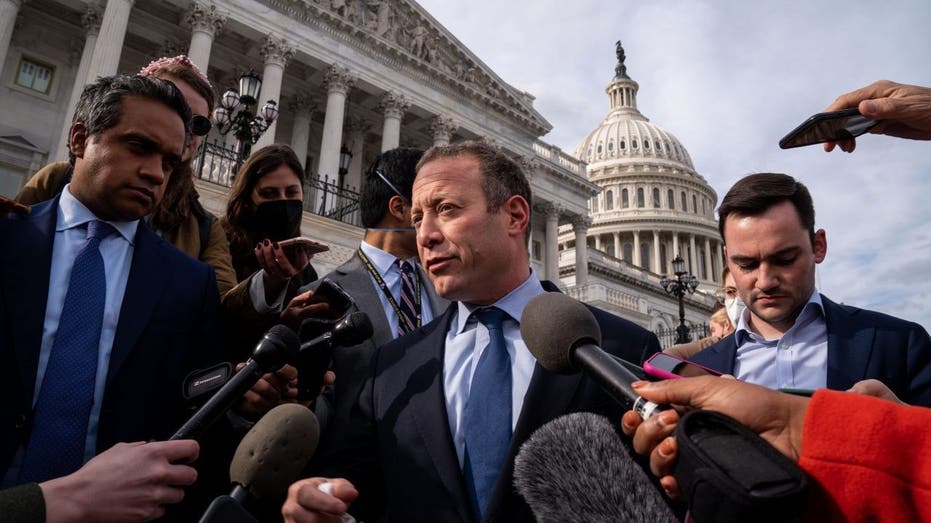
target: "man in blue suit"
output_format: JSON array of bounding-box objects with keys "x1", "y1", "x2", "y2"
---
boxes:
[
  {"x1": 0, "y1": 75, "x2": 224, "y2": 520},
  {"x1": 689, "y1": 172, "x2": 931, "y2": 406},
  {"x1": 282, "y1": 141, "x2": 661, "y2": 523}
]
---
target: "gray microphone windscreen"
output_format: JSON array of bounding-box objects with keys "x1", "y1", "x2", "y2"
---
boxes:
[
  {"x1": 520, "y1": 293, "x2": 601, "y2": 373},
  {"x1": 230, "y1": 403, "x2": 320, "y2": 500},
  {"x1": 514, "y1": 412, "x2": 676, "y2": 523}
]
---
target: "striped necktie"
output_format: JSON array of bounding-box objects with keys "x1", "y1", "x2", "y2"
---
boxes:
[{"x1": 397, "y1": 259, "x2": 419, "y2": 336}]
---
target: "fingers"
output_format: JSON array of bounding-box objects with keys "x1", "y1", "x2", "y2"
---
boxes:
[
  {"x1": 151, "y1": 439, "x2": 200, "y2": 466},
  {"x1": 659, "y1": 475, "x2": 681, "y2": 500},
  {"x1": 619, "y1": 410, "x2": 642, "y2": 438},
  {"x1": 282, "y1": 478, "x2": 358, "y2": 523},
  {"x1": 631, "y1": 408, "x2": 679, "y2": 456},
  {"x1": 650, "y1": 436, "x2": 678, "y2": 478}
]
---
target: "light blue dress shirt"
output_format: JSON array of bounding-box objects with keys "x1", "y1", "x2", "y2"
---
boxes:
[
  {"x1": 733, "y1": 291, "x2": 828, "y2": 390},
  {"x1": 443, "y1": 272, "x2": 543, "y2": 468},
  {"x1": 2, "y1": 185, "x2": 136, "y2": 486},
  {"x1": 359, "y1": 241, "x2": 435, "y2": 338}
]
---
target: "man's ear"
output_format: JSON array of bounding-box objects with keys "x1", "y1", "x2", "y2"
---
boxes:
[
  {"x1": 69, "y1": 123, "x2": 89, "y2": 158},
  {"x1": 813, "y1": 229, "x2": 827, "y2": 263},
  {"x1": 387, "y1": 195, "x2": 407, "y2": 222},
  {"x1": 504, "y1": 195, "x2": 530, "y2": 237}
]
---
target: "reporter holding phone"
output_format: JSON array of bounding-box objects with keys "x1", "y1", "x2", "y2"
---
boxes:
[{"x1": 822, "y1": 79, "x2": 931, "y2": 152}]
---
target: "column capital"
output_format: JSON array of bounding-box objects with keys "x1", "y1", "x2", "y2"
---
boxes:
[
  {"x1": 82, "y1": 4, "x2": 102, "y2": 36},
  {"x1": 285, "y1": 92, "x2": 317, "y2": 117},
  {"x1": 536, "y1": 201, "x2": 563, "y2": 219},
  {"x1": 157, "y1": 39, "x2": 186, "y2": 59},
  {"x1": 517, "y1": 155, "x2": 538, "y2": 180},
  {"x1": 186, "y1": 2, "x2": 226, "y2": 37},
  {"x1": 429, "y1": 114, "x2": 456, "y2": 140},
  {"x1": 323, "y1": 64, "x2": 355, "y2": 96},
  {"x1": 571, "y1": 215, "x2": 592, "y2": 231},
  {"x1": 379, "y1": 91, "x2": 410, "y2": 119},
  {"x1": 260, "y1": 35, "x2": 294, "y2": 68},
  {"x1": 345, "y1": 114, "x2": 372, "y2": 135}
]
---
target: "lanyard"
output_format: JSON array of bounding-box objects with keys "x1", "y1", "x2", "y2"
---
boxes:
[{"x1": 357, "y1": 248, "x2": 422, "y2": 330}]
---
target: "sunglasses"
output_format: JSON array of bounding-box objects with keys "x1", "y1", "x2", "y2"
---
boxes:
[
  {"x1": 191, "y1": 115, "x2": 212, "y2": 136},
  {"x1": 374, "y1": 169, "x2": 410, "y2": 204}
]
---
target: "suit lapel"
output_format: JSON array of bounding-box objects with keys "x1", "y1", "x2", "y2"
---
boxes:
[
  {"x1": 823, "y1": 295, "x2": 875, "y2": 389},
  {"x1": 419, "y1": 263, "x2": 449, "y2": 320},
  {"x1": 107, "y1": 225, "x2": 172, "y2": 384},
  {"x1": 335, "y1": 256, "x2": 394, "y2": 346}
]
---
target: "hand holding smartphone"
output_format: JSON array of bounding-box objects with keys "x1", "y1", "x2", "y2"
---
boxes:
[
  {"x1": 278, "y1": 236, "x2": 329, "y2": 256},
  {"x1": 779, "y1": 108, "x2": 879, "y2": 149},
  {"x1": 643, "y1": 352, "x2": 723, "y2": 380}
]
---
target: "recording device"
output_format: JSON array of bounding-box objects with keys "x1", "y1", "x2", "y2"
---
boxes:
[
  {"x1": 643, "y1": 352, "x2": 723, "y2": 380},
  {"x1": 171, "y1": 325, "x2": 300, "y2": 440},
  {"x1": 198, "y1": 403, "x2": 321, "y2": 523},
  {"x1": 295, "y1": 311, "x2": 374, "y2": 401},
  {"x1": 778, "y1": 108, "x2": 879, "y2": 149},
  {"x1": 278, "y1": 236, "x2": 330, "y2": 255},
  {"x1": 520, "y1": 292, "x2": 669, "y2": 420},
  {"x1": 302, "y1": 277, "x2": 356, "y2": 322},
  {"x1": 514, "y1": 412, "x2": 677, "y2": 523}
]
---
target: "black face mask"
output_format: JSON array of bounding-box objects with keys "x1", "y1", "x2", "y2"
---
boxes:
[{"x1": 251, "y1": 199, "x2": 303, "y2": 242}]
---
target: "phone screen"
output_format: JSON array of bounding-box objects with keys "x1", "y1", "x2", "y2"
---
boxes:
[
  {"x1": 779, "y1": 108, "x2": 879, "y2": 149},
  {"x1": 647, "y1": 353, "x2": 720, "y2": 378}
]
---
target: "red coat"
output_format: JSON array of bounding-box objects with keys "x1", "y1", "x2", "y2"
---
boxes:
[{"x1": 800, "y1": 389, "x2": 931, "y2": 522}]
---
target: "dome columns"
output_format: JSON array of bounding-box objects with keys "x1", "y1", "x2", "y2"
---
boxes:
[{"x1": 572, "y1": 216, "x2": 591, "y2": 286}]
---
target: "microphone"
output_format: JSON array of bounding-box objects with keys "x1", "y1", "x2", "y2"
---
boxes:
[
  {"x1": 514, "y1": 412, "x2": 677, "y2": 523},
  {"x1": 520, "y1": 292, "x2": 667, "y2": 420},
  {"x1": 295, "y1": 311, "x2": 373, "y2": 400},
  {"x1": 172, "y1": 324, "x2": 301, "y2": 440},
  {"x1": 199, "y1": 403, "x2": 321, "y2": 523}
]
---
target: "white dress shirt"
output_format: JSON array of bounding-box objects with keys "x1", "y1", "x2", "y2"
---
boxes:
[{"x1": 359, "y1": 241, "x2": 435, "y2": 338}]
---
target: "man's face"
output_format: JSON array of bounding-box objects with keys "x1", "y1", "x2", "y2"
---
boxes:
[
  {"x1": 69, "y1": 95, "x2": 185, "y2": 221},
  {"x1": 723, "y1": 200, "x2": 827, "y2": 337},
  {"x1": 162, "y1": 75, "x2": 209, "y2": 162},
  {"x1": 411, "y1": 155, "x2": 527, "y2": 305}
]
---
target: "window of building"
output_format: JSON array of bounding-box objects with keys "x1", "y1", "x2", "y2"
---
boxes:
[
  {"x1": 632, "y1": 139, "x2": 639, "y2": 149},
  {"x1": 607, "y1": 140, "x2": 614, "y2": 152},
  {"x1": 606, "y1": 243, "x2": 616, "y2": 258},
  {"x1": 532, "y1": 240, "x2": 542, "y2": 261},
  {"x1": 597, "y1": 144, "x2": 602, "y2": 154},
  {"x1": 622, "y1": 188, "x2": 629, "y2": 208},
  {"x1": 605, "y1": 190, "x2": 614, "y2": 210},
  {"x1": 640, "y1": 243, "x2": 651, "y2": 270},
  {"x1": 655, "y1": 140, "x2": 662, "y2": 151},
  {"x1": 667, "y1": 189, "x2": 675, "y2": 209},
  {"x1": 619, "y1": 140, "x2": 626, "y2": 150},
  {"x1": 699, "y1": 247, "x2": 707, "y2": 279},
  {"x1": 644, "y1": 139, "x2": 650, "y2": 150},
  {"x1": 16, "y1": 57, "x2": 54, "y2": 94},
  {"x1": 637, "y1": 187, "x2": 645, "y2": 208},
  {"x1": 693, "y1": 194, "x2": 698, "y2": 213},
  {"x1": 623, "y1": 243, "x2": 633, "y2": 264},
  {"x1": 681, "y1": 191, "x2": 687, "y2": 211},
  {"x1": 652, "y1": 188, "x2": 661, "y2": 208}
]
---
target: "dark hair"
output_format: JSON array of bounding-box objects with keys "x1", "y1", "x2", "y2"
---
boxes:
[
  {"x1": 360, "y1": 147, "x2": 424, "y2": 228},
  {"x1": 223, "y1": 145, "x2": 305, "y2": 277},
  {"x1": 69, "y1": 74, "x2": 191, "y2": 164},
  {"x1": 717, "y1": 172, "x2": 816, "y2": 245}
]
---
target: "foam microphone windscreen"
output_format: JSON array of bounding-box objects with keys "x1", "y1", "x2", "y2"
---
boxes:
[
  {"x1": 514, "y1": 412, "x2": 677, "y2": 523},
  {"x1": 230, "y1": 403, "x2": 320, "y2": 500},
  {"x1": 520, "y1": 292, "x2": 602, "y2": 373},
  {"x1": 335, "y1": 311, "x2": 374, "y2": 345}
]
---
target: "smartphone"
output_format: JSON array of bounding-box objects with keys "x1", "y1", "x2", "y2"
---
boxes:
[
  {"x1": 643, "y1": 352, "x2": 723, "y2": 380},
  {"x1": 303, "y1": 278, "x2": 355, "y2": 322},
  {"x1": 278, "y1": 236, "x2": 330, "y2": 255},
  {"x1": 779, "y1": 108, "x2": 879, "y2": 149}
]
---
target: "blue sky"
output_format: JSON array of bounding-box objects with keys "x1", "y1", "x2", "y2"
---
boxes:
[{"x1": 419, "y1": 0, "x2": 931, "y2": 329}]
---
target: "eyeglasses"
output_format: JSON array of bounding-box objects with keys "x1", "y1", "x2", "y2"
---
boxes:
[
  {"x1": 191, "y1": 115, "x2": 212, "y2": 136},
  {"x1": 374, "y1": 169, "x2": 410, "y2": 204},
  {"x1": 713, "y1": 286, "x2": 739, "y2": 303}
]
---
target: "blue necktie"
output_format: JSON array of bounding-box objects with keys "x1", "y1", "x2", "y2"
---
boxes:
[
  {"x1": 397, "y1": 260, "x2": 419, "y2": 336},
  {"x1": 19, "y1": 220, "x2": 115, "y2": 483},
  {"x1": 462, "y1": 307, "x2": 512, "y2": 518}
]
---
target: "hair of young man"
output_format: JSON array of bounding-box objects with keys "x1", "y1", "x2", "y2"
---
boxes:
[
  {"x1": 360, "y1": 147, "x2": 424, "y2": 228},
  {"x1": 68, "y1": 75, "x2": 191, "y2": 165},
  {"x1": 139, "y1": 55, "x2": 216, "y2": 113},
  {"x1": 416, "y1": 140, "x2": 532, "y2": 241},
  {"x1": 717, "y1": 172, "x2": 816, "y2": 245}
]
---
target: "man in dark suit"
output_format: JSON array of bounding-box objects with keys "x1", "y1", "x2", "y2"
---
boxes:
[
  {"x1": 0, "y1": 75, "x2": 223, "y2": 519},
  {"x1": 688, "y1": 173, "x2": 931, "y2": 406},
  {"x1": 282, "y1": 140, "x2": 661, "y2": 523}
]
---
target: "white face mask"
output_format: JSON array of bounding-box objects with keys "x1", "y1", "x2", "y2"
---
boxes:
[{"x1": 724, "y1": 296, "x2": 747, "y2": 327}]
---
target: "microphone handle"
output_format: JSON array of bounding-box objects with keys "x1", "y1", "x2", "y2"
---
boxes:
[
  {"x1": 572, "y1": 344, "x2": 669, "y2": 420},
  {"x1": 172, "y1": 359, "x2": 264, "y2": 440}
]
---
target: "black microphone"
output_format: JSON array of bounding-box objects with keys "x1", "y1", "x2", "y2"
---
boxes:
[
  {"x1": 514, "y1": 412, "x2": 677, "y2": 523},
  {"x1": 520, "y1": 292, "x2": 667, "y2": 420},
  {"x1": 172, "y1": 324, "x2": 301, "y2": 440},
  {"x1": 295, "y1": 311, "x2": 373, "y2": 400},
  {"x1": 198, "y1": 403, "x2": 321, "y2": 523}
]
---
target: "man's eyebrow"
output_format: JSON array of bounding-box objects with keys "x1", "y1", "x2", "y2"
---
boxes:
[{"x1": 729, "y1": 246, "x2": 801, "y2": 263}]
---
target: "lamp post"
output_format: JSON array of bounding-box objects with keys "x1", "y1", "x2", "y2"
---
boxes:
[
  {"x1": 660, "y1": 255, "x2": 699, "y2": 343},
  {"x1": 337, "y1": 144, "x2": 352, "y2": 187},
  {"x1": 212, "y1": 70, "x2": 281, "y2": 176}
]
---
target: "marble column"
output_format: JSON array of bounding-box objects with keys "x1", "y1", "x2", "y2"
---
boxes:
[
  {"x1": 632, "y1": 230, "x2": 641, "y2": 268},
  {"x1": 542, "y1": 202, "x2": 561, "y2": 282},
  {"x1": 318, "y1": 64, "x2": 354, "y2": 183},
  {"x1": 594, "y1": 234, "x2": 602, "y2": 251},
  {"x1": 689, "y1": 234, "x2": 698, "y2": 275},
  {"x1": 704, "y1": 237, "x2": 713, "y2": 282},
  {"x1": 55, "y1": 5, "x2": 102, "y2": 161},
  {"x1": 287, "y1": 93, "x2": 315, "y2": 170},
  {"x1": 672, "y1": 231, "x2": 680, "y2": 259},
  {"x1": 86, "y1": 0, "x2": 135, "y2": 79},
  {"x1": 0, "y1": 0, "x2": 25, "y2": 78},
  {"x1": 572, "y1": 216, "x2": 591, "y2": 286},
  {"x1": 379, "y1": 91, "x2": 409, "y2": 152},
  {"x1": 344, "y1": 115, "x2": 370, "y2": 192},
  {"x1": 613, "y1": 232, "x2": 621, "y2": 259},
  {"x1": 430, "y1": 114, "x2": 456, "y2": 146},
  {"x1": 253, "y1": 36, "x2": 294, "y2": 150},
  {"x1": 653, "y1": 230, "x2": 661, "y2": 274},
  {"x1": 186, "y1": 2, "x2": 226, "y2": 72}
]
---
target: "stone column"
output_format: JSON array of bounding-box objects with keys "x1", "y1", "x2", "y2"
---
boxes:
[
  {"x1": 430, "y1": 114, "x2": 456, "y2": 146},
  {"x1": 672, "y1": 231, "x2": 680, "y2": 258},
  {"x1": 689, "y1": 234, "x2": 698, "y2": 275},
  {"x1": 287, "y1": 93, "x2": 315, "y2": 170},
  {"x1": 86, "y1": 0, "x2": 135, "y2": 79},
  {"x1": 632, "y1": 230, "x2": 641, "y2": 268},
  {"x1": 704, "y1": 237, "x2": 713, "y2": 282},
  {"x1": 379, "y1": 91, "x2": 409, "y2": 152},
  {"x1": 55, "y1": 5, "x2": 102, "y2": 161},
  {"x1": 541, "y1": 202, "x2": 561, "y2": 282},
  {"x1": 344, "y1": 115, "x2": 370, "y2": 192},
  {"x1": 653, "y1": 230, "x2": 661, "y2": 273},
  {"x1": 0, "y1": 0, "x2": 25, "y2": 77},
  {"x1": 613, "y1": 232, "x2": 620, "y2": 259},
  {"x1": 572, "y1": 216, "x2": 591, "y2": 286},
  {"x1": 318, "y1": 64, "x2": 355, "y2": 182},
  {"x1": 186, "y1": 2, "x2": 226, "y2": 72},
  {"x1": 253, "y1": 36, "x2": 294, "y2": 150}
]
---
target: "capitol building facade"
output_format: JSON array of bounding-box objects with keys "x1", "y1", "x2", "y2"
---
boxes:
[{"x1": 0, "y1": 0, "x2": 716, "y2": 340}]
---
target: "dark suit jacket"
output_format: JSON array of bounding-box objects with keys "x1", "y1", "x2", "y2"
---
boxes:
[
  {"x1": 0, "y1": 196, "x2": 224, "y2": 477},
  {"x1": 305, "y1": 252, "x2": 448, "y2": 432},
  {"x1": 691, "y1": 294, "x2": 931, "y2": 406},
  {"x1": 315, "y1": 282, "x2": 661, "y2": 522}
]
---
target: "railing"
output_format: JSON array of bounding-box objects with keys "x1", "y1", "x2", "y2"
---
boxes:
[
  {"x1": 654, "y1": 323, "x2": 712, "y2": 349},
  {"x1": 532, "y1": 139, "x2": 585, "y2": 174}
]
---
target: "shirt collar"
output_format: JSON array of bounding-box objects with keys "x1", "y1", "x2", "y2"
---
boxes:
[
  {"x1": 454, "y1": 269, "x2": 545, "y2": 334},
  {"x1": 735, "y1": 290, "x2": 824, "y2": 344},
  {"x1": 58, "y1": 184, "x2": 139, "y2": 244},
  {"x1": 360, "y1": 240, "x2": 415, "y2": 276}
]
